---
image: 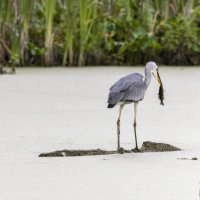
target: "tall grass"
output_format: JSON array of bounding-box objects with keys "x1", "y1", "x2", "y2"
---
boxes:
[
  {"x1": 0, "y1": 0, "x2": 13, "y2": 65},
  {"x1": 19, "y1": 0, "x2": 34, "y2": 65},
  {"x1": 10, "y1": 0, "x2": 21, "y2": 68},
  {"x1": 44, "y1": 0, "x2": 56, "y2": 65},
  {"x1": 78, "y1": 0, "x2": 97, "y2": 66},
  {"x1": 0, "y1": 0, "x2": 200, "y2": 67},
  {"x1": 63, "y1": 0, "x2": 77, "y2": 66},
  {"x1": 0, "y1": 1, "x2": 8, "y2": 72}
]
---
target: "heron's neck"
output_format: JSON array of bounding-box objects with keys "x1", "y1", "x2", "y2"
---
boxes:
[{"x1": 144, "y1": 69, "x2": 152, "y2": 86}]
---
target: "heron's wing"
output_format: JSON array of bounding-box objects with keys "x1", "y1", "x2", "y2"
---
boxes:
[
  {"x1": 107, "y1": 73, "x2": 144, "y2": 105},
  {"x1": 109, "y1": 73, "x2": 143, "y2": 92}
]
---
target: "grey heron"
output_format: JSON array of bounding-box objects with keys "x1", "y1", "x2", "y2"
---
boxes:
[{"x1": 107, "y1": 62, "x2": 164, "y2": 152}]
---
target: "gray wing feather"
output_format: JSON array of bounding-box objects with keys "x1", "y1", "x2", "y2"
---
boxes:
[
  {"x1": 109, "y1": 73, "x2": 142, "y2": 91},
  {"x1": 108, "y1": 73, "x2": 144, "y2": 105}
]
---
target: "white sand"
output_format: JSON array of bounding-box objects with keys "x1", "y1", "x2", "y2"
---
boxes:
[{"x1": 0, "y1": 67, "x2": 200, "y2": 200}]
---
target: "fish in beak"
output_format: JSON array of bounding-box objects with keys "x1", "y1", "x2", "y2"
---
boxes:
[{"x1": 153, "y1": 69, "x2": 164, "y2": 106}]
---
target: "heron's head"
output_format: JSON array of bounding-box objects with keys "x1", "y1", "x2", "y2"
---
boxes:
[
  {"x1": 146, "y1": 61, "x2": 164, "y2": 105},
  {"x1": 146, "y1": 61, "x2": 162, "y2": 85}
]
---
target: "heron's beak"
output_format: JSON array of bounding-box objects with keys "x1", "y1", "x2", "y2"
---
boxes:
[
  {"x1": 154, "y1": 69, "x2": 164, "y2": 106},
  {"x1": 153, "y1": 70, "x2": 162, "y2": 86}
]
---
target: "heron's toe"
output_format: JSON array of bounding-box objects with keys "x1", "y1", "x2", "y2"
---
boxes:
[
  {"x1": 131, "y1": 148, "x2": 141, "y2": 153},
  {"x1": 118, "y1": 147, "x2": 125, "y2": 154}
]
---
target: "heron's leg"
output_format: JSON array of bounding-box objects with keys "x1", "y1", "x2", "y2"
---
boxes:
[
  {"x1": 117, "y1": 104, "x2": 124, "y2": 151},
  {"x1": 133, "y1": 102, "x2": 140, "y2": 152}
]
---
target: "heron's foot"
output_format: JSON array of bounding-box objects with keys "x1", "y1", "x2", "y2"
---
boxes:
[
  {"x1": 118, "y1": 147, "x2": 125, "y2": 154},
  {"x1": 131, "y1": 147, "x2": 141, "y2": 153}
]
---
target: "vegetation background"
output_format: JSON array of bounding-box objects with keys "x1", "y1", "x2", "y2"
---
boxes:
[{"x1": 0, "y1": 0, "x2": 200, "y2": 68}]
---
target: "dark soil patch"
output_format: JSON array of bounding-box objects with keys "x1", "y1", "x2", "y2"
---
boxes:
[
  {"x1": 39, "y1": 149, "x2": 117, "y2": 157},
  {"x1": 39, "y1": 141, "x2": 181, "y2": 157},
  {"x1": 140, "y1": 141, "x2": 181, "y2": 152}
]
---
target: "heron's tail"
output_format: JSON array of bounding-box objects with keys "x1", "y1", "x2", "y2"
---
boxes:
[{"x1": 107, "y1": 104, "x2": 115, "y2": 108}]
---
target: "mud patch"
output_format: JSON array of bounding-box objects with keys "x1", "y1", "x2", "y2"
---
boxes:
[
  {"x1": 39, "y1": 141, "x2": 181, "y2": 157},
  {"x1": 140, "y1": 141, "x2": 181, "y2": 152},
  {"x1": 39, "y1": 149, "x2": 117, "y2": 157}
]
